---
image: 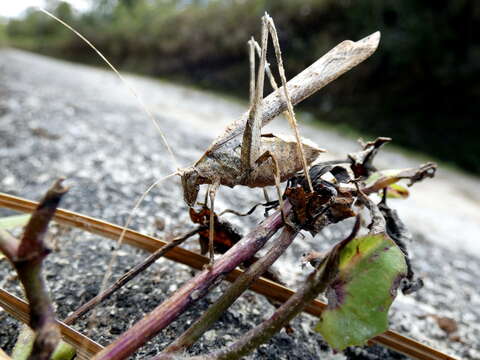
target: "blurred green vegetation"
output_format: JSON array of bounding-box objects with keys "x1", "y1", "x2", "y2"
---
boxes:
[
  {"x1": 0, "y1": 20, "x2": 7, "y2": 46},
  {"x1": 4, "y1": 0, "x2": 480, "y2": 174}
]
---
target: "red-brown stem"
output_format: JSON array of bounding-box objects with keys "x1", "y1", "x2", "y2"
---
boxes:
[
  {"x1": 64, "y1": 227, "x2": 203, "y2": 325},
  {"x1": 3, "y1": 179, "x2": 68, "y2": 360},
  {"x1": 92, "y1": 201, "x2": 291, "y2": 360},
  {"x1": 157, "y1": 226, "x2": 298, "y2": 358},
  {"x1": 17, "y1": 179, "x2": 67, "y2": 260},
  {"x1": 194, "y1": 217, "x2": 360, "y2": 360},
  {"x1": 14, "y1": 260, "x2": 59, "y2": 360},
  {"x1": 203, "y1": 270, "x2": 329, "y2": 360},
  {"x1": 0, "y1": 229, "x2": 19, "y2": 260}
]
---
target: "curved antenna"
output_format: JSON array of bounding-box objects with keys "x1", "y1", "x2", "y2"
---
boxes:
[
  {"x1": 81, "y1": 171, "x2": 178, "y2": 343},
  {"x1": 39, "y1": 8, "x2": 179, "y2": 170}
]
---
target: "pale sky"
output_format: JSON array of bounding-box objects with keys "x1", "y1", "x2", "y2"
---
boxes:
[{"x1": 0, "y1": 0, "x2": 90, "y2": 18}]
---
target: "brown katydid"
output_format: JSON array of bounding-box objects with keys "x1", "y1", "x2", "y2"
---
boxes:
[
  {"x1": 179, "y1": 15, "x2": 380, "y2": 264},
  {"x1": 180, "y1": 19, "x2": 381, "y2": 207},
  {"x1": 40, "y1": 9, "x2": 380, "y2": 267}
]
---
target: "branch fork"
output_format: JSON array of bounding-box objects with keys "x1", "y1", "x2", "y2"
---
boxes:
[{"x1": 0, "y1": 179, "x2": 68, "y2": 360}]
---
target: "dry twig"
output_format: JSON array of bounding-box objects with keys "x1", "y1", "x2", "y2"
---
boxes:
[
  {"x1": 0, "y1": 179, "x2": 67, "y2": 360},
  {"x1": 158, "y1": 226, "x2": 298, "y2": 357},
  {"x1": 63, "y1": 227, "x2": 204, "y2": 325},
  {"x1": 0, "y1": 192, "x2": 454, "y2": 360}
]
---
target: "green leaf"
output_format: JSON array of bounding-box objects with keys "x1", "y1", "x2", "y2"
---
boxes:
[
  {"x1": 314, "y1": 233, "x2": 407, "y2": 350},
  {"x1": 12, "y1": 325, "x2": 76, "y2": 360},
  {"x1": 365, "y1": 164, "x2": 435, "y2": 194},
  {"x1": 365, "y1": 170, "x2": 411, "y2": 199},
  {"x1": 11, "y1": 325, "x2": 33, "y2": 360},
  {"x1": 51, "y1": 341, "x2": 76, "y2": 360},
  {"x1": 0, "y1": 214, "x2": 31, "y2": 230},
  {"x1": 365, "y1": 169, "x2": 402, "y2": 182},
  {"x1": 364, "y1": 169, "x2": 402, "y2": 187},
  {"x1": 387, "y1": 183, "x2": 409, "y2": 199}
]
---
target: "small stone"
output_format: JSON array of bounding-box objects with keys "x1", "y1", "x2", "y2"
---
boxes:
[
  {"x1": 436, "y1": 316, "x2": 458, "y2": 334},
  {"x1": 191, "y1": 290, "x2": 201, "y2": 300},
  {"x1": 155, "y1": 217, "x2": 166, "y2": 231},
  {"x1": 2, "y1": 175, "x2": 15, "y2": 187},
  {"x1": 117, "y1": 250, "x2": 128, "y2": 257},
  {"x1": 204, "y1": 330, "x2": 216, "y2": 342},
  {"x1": 110, "y1": 325, "x2": 123, "y2": 335}
]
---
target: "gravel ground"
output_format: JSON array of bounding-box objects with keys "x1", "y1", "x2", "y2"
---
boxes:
[{"x1": 0, "y1": 49, "x2": 479, "y2": 359}]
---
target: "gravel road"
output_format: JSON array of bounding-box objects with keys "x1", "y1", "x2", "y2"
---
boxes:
[{"x1": 0, "y1": 49, "x2": 479, "y2": 359}]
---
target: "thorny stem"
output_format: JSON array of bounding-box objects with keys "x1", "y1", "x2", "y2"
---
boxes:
[
  {"x1": 1, "y1": 179, "x2": 68, "y2": 360},
  {"x1": 191, "y1": 217, "x2": 360, "y2": 360},
  {"x1": 92, "y1": 201, "x2": 291, "y2": 360},
  {"x1": 63, "y1": 227, "x2": 204, "y2": 325},
  {"x1": 157, "y1": 226, "x2": 298, "y2": 358}
]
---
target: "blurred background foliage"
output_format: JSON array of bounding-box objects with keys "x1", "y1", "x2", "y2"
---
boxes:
[{"x1": 3, "y1": 0, "x2": 480, "y2": 174}]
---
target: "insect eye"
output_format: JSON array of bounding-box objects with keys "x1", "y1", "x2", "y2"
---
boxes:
[{"x1": 181, "y1": 170, "x2": 200, "y2": 207}]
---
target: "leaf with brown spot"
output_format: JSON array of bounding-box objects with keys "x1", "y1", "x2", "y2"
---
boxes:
[{"x1": 315, "y1": 233, "x2": 407, "y2": 350}]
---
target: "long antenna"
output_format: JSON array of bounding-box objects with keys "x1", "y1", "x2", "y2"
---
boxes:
[
  {"x1": 37, "y1": 7, "x2": 182, "y2": 345},
  {"x1": 39, "y1": 8, "x2": 179, "y2": 170},
  {"x1": 82, "y1": 171, "x2": 178, "y2": 343}
]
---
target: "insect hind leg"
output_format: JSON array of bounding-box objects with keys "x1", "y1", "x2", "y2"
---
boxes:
[
  {"x1": 241, "y1": 15, "x2": 269, "y2": 173},
  {"x1": 248, "y1": 38, "x2": 256, "y2": 109},
  {"x1": 264, "y1": 14, "x2": 314, "y2": 193}
]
